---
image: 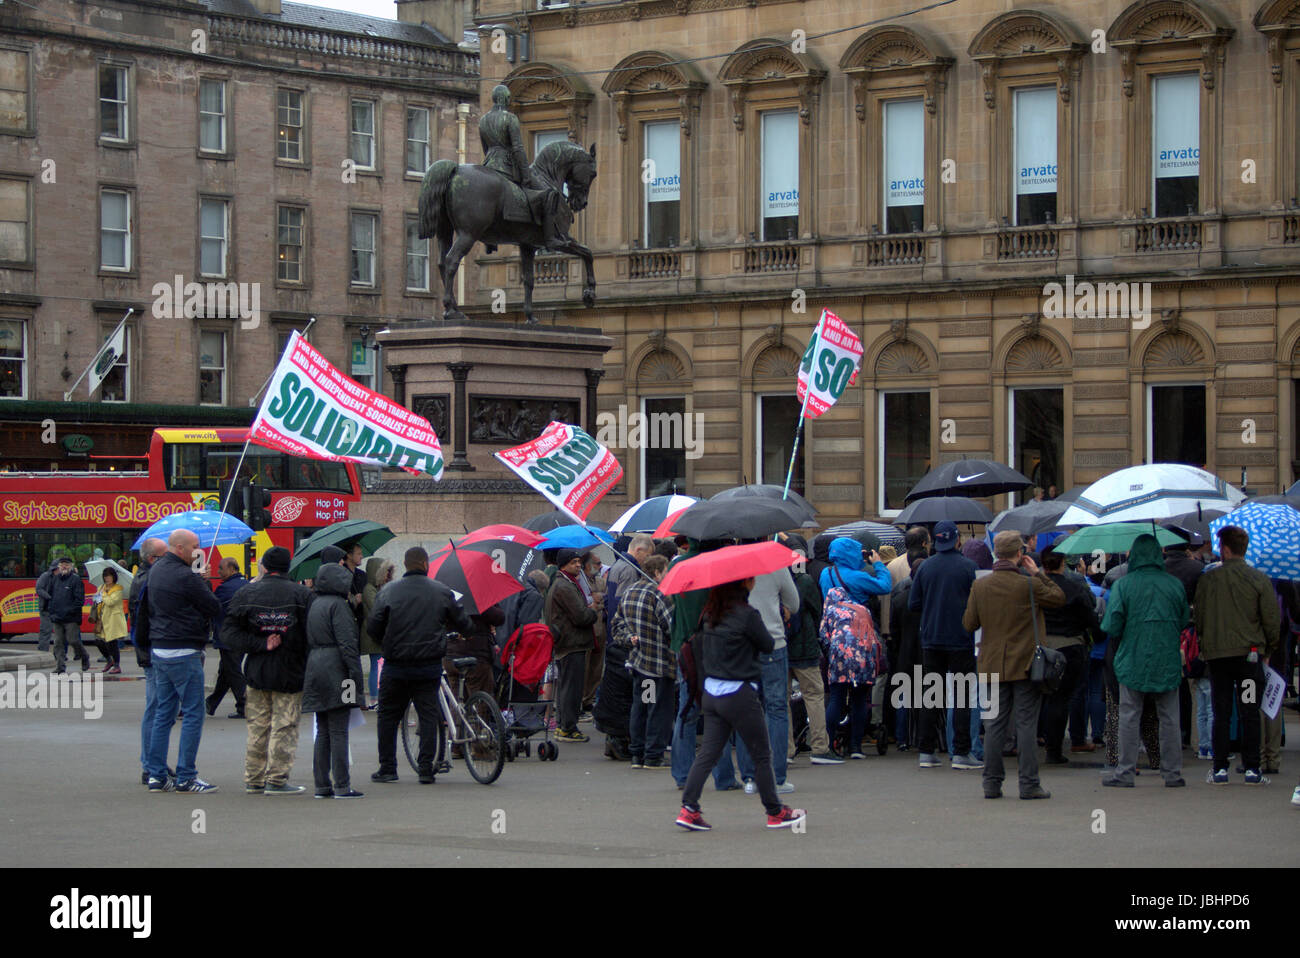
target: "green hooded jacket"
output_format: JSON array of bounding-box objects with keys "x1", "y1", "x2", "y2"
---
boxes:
[
  {"x1": 1100, "y1": 534, "x2": 1189, "y2": 693},
  {"x1": 669, "y1": 541, "x2": 707, "y2": 654}
]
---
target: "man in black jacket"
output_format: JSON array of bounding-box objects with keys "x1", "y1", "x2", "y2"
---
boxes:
[
  {"x1": 206, "y1": 558, "x2": 248, "y2": 719},
  {"x1": 367, "y1": 546, "x2": 471, "y2": 784},
  {"x1": 222, "y1": 546, "x2": 313, "y2": 795},
  {"x1": 1040, "y1": 545, "x2": 1101, "y2": 764},
  {"x1": 131, "y1": 537, "x2": 167, "y2": 786},
  {"x1": 45, "y1": 557, "x2": 88, "y2": 673},
  {"x1": 145, "y1": 530, "x2": 222, "y2": 793}
]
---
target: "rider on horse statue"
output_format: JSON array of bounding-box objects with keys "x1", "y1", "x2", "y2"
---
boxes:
[{"x1": 478, "y1": 85, "x2": 566, "y2": 252}]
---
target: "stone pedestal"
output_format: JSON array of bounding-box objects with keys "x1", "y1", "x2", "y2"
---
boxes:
[{"x1": 357, "y1": 320, "x2": 622, "y2": 550}]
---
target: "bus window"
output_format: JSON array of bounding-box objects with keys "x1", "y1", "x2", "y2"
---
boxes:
[
  {"x1": 33, "y1": 532, "x2": 133, "y2": 577},
  {"x1": 165, "y1": 444, "x2": 204, "y2": 490},
  {"x1": 0, "y1": 533, "x2": 27, "y2": 577}
]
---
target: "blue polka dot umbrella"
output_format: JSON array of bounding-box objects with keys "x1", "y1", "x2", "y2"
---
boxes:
[{"x1": 1209, "y1": 502, "x2": 1300, "y2": 581}]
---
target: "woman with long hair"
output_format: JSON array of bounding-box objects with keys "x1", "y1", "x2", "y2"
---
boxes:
[
  {"x1": 94, "y1": 568, "x2": 127, "y2": 674},
  {"x1": 676, "y1": 577, "x2": 806, "y2": 832}
]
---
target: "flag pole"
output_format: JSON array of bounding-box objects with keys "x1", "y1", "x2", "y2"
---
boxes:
[
  {"x1": 64, "y1": 308, "x2": 132, "y2": 402},
  {"x1": 782, "y1": 312, "x2": 822, "y2": 501},
  {"x1": 248, "y1": 316, "x2": 316, "y2": 408},
  {"x1": 204, "y1": 435, "x2": 255, "y2": 576}
]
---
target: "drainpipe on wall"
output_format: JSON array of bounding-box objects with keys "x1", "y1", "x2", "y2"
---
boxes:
[{"x1": 457, "y1": 102, "x2": 471, "y2": 309}]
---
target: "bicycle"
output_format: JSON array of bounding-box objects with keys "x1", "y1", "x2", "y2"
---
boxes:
[{"x1": 400, "y1": 656, "x2": 507, "y2": 785}]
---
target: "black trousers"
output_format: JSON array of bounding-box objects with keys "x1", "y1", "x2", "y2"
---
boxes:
[
  {"x1": 555, "y1": 651, "x2": 587, "y2": 732},
  {"x1": 919, "y1": 647, "x2": 976, "y2": 756},
  {"x1": 682, "y1": 685, "x2": 782, "y2": 816},
  {"x1": 313, "y1": 708, "x2": 352, "y2": 790},
  {"x1": 376, "y1": 663, "x2": 442, "y2": 774},
  {"x1": 1042, "y1": 643, "x2": 1087, "y2": 755},
  {"x1": 207, "y1": 648, "x2": 246, "y2": 712},
  {"x1": 1209, "y1": 655, "x2": 1263, "y2": 773}
]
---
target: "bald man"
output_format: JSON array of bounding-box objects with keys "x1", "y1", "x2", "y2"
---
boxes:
[
  {"x1": 131, "y1": 536, "x2": 168, "y2": 786},
  {"x1": 144, "y1": 528, "x2": 222, "y2": 793}
]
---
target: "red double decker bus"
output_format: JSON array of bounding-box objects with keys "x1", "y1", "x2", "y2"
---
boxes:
[{"x1": 0, "y1": 428, "x2": 362, "y2": 639}]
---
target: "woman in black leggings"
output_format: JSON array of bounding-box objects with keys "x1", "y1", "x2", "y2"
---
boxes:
[{"x1": 676, "y1": 578, "x2": 806, "y2": 832}]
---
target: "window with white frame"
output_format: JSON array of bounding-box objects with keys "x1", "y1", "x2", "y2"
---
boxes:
[
  {"x1": 643, "y1": 121, "x2": 680, "y2": 248},
  {"x1": 884, "y1": 98, "x2": 924, "y2": 233},
  {"x1": 0, "y1": 177, "x2": 30, "y2": 264},
  {"x1": 757, "y1": 393, "x2": 804, "y2": 495},
  {"x1": 350, "y1": 211, "x2": 377, "y2": 287},
  {"x1": 1148, "y1": 383, "x2": 1206, "y2": 467},
  {"x1": 277, "y1": 205, "x2": 304, "y2": 283},
  {"x1": 405, "y1": 216, "x2": 429, "y2": 291},
  {"x1": 0, "y1": 319, "x2": 26, "y2": 398},
  {"x1": 1013, "y1": 87, "x2": 1057, "y2": 226},
  {"x1": 0, "y1": 48, "x2": 31, "y2": 132},
  {"x1": 879, "y1": 391, "x2": 930, "y2": 513},
  {"x1": 98, "y1": 322, "x2": 130, "y2": 402},
  {"x1": 199, "y1": 198, "x2": 229, "y2": 277},
  {"x1": 641, "y1": 396, "x2": 687, "y2": 496},
  {"x1": 760, "y1": 110, "x2": 799, "y2": 241},
  {"x1": 1009, "y1": 387, "x2": 1063, "y2": 504},
  {"x1": 277, "y1": 89, "x2": 304, "y2": 162},
  {"x1": 1152, "y1": 73, "x2": 1199, "y2": 217},
  {"x1": 100, "y1": 189, "x2": 131, "y2": 271},
  {"x1": 99, "y1": 64, "x2": 128, "y2": 141},
  {"x1": 406, "y1": 106, "x2": 431, "y2": 174},
  {"x1": 351, "y1": 99, "x2": 376, "y2": 170},
  {"x1": 198, "y1": 330, "x2": 226, "y2": 405},
  {"x1": 199, "y1": 78, "x2": 226, "y2": 153}
]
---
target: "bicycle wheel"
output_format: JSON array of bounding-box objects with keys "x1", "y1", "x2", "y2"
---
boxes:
[
  {"x1": 461, "y1": 690, "x2": 507, "y2": 784},
  {"x1": 401, "y1": 700, "x2": 446, "y2": 774}
]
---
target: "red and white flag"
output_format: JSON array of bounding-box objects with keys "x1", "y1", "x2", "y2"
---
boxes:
[
  {"x1": 796, "y1": 308, "x2": 864, "y2": 418},
  {"x1": 495, "y1": 421, "x2": 622, "y2": 524}
]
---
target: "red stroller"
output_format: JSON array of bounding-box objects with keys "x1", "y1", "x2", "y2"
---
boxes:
[{"x1": 497, "y1": 622, "x2": 559, "y2": 761}]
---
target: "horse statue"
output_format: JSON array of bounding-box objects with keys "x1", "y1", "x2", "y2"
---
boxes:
[{"x1": 418, "y1": 140, "x2": 597, "y2": 325}]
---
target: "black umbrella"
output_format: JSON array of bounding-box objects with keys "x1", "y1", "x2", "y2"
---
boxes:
[
  {"x1": 904, "y1": 459, "x2": 1033, "y2": 503},
  {"x1": 1160, "y1": 508, "x2": 1227, "y2": 544},
  {"x1": 1245, "y1": 494, "x2": 1300, "y2": 511},
  {"x1": 894, "y1": 496, "x2": 993, "y2": 526},
  {"x1": 819, "y1": 520, "x2": 907, "y2": 552},
  {"x1": 521, "y1": 510, "x2": 572, "y2": 532},
  {"x1": 988, "y1": 498, "x2": 1074, "y2": 537},
  {"x1": 431, "y1": 538, "x2": 544, "y2": 583},
  {"x1": 710, "y1": 484, "x2": 817, "y2": 522},
  {"x1": 671, "y1": 497, "x2": 813, "y2": 541}
]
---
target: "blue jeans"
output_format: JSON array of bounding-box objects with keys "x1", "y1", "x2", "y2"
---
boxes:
[
  {"x1": 671, "y1": 667, "x2": 739, "y2": 789},
  {"x1": 140, "y1": 665, "x2": 158, "y2": 772},
  {"x1": 734, "y1": 647, "x2": 789, "y2": 785},
  {"x1": 947, "y1": 702, "x2": 984, "y2": 759},
  {"x1": 367, "y1": 654, "x2": 381, "y2": 700},
  {"x1": 149, "y1": 654, "x2": 207, "y2": 781},
  {"x1": 826, "y1": 682, "x2": 871, "y2": 752},
  {"x1": 1192, "y1": 677, "x2": 1213, "y2": 751}
]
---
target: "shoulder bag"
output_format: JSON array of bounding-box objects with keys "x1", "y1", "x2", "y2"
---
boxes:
[{"x1": 1027, "y1": 574, "x2": 1067, "y2": 691}]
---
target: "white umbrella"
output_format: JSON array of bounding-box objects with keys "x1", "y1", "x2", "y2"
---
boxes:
[
  {"x1": 85, "y1": 558, "x2": 134, "y2": 591},
  {"x1": 1059, "y1": 464, "x2": 1245, "y2": 526}
]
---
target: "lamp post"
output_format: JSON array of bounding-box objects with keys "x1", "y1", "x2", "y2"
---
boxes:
[{"x1": 357, "y1": 325, "x2": 383, "y2": 394}]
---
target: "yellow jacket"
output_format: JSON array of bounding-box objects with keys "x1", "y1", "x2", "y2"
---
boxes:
[{"x1": 98, "y1": 583, "x2": 129, "y2": 641}]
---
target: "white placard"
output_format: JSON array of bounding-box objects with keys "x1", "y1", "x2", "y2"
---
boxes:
[
  {"x1": 761, "y1": 110, "x2": 799, "y2": 216},
  {"x1": 1153, "y1": 73, "x2": 1199, "y2": 180},
  {"x1": 1014, "y1": 87, "x2": 1057, "y2": 196},
  {"x1": 644, "y1": 121, "x2": 680, "y2": 203},
  {"x1": 885, "y1": 98, "x2": 924, "y2": 208},
  {"x1": 1262, "y1": 665, "x2": 1286, "y2": 720}
]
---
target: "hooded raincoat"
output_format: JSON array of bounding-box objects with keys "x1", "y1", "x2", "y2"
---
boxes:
[{"x1": 1100, "y1": 534, "x2": 1189, "y2": 693}]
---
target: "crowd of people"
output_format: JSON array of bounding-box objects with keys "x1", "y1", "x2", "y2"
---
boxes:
[{"x1": 31, "y1": 517, "x2": 1300, "y2": 824}]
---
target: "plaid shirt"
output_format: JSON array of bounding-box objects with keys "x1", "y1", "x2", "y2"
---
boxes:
[{"x1": 617, "y1": 579, "x2": 674, "y2": 678}]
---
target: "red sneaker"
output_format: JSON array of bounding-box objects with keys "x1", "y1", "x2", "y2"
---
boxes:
[
  {"x1": 675, "y1": 806, "x2": 711, "y2": 831},
  {"x1": 766, "y1": 806, "x2": 806, "y2": 829}
]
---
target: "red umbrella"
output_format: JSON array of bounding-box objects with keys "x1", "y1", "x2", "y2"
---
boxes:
[
  {"x1": 652, "y1": 506, "x2": 692, "y2": 538},
  {"x1": 427, "y1": 546, "x2": 525, "y2": 615},
  {"x1": 454, "y1": 524, "x2": 546, "y2": 548},
  {"x1": 658, "y1": 541, "x2": 802, "y2": 596}
]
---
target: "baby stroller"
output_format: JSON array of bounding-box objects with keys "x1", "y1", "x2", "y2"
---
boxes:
[{"x1": 496, "y1": 622, "x2": 559, "y2": 761}]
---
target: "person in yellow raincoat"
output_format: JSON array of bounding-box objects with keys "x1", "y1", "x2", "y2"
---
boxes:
[{"x1": 93, "y1": 568, "x2": 129, "y2": 674}]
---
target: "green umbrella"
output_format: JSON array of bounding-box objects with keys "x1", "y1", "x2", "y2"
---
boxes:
[
  {"x1": 287, "y1": 519, "x2": 395, "y2": 581},
  {"x1": 1055, "y1": 522, "x2": 1186, "y2": 557}
]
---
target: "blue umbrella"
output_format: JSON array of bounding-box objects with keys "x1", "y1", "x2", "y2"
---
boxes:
[
  {"x1": 1209, "y1": 503, "x2": 1300, "y2": 581},
  {"x1": 131, "y1": 510, "x2": 254, "y2": 551},
  {"x1": 537, "y1": 524, "x2": 615, "y2": 551}
]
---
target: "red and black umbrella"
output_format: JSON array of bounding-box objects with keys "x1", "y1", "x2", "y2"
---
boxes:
[
  {"x1": 453, "y1": 524, "x2": 547, "y2": 548},
  {"x1": 432, "y1": 537, "x2": 544, "y2": 583},
  {"x1": 658, "y1": 541, "x2": 803, "y2": 596},
  {"x1": 427, "y1": 545, "x2": 526, "y2": 615}
]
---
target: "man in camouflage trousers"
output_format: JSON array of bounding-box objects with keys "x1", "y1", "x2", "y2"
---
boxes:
[{"x1": 221, "y1": 547, "x2": 314, "y2": 795}]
